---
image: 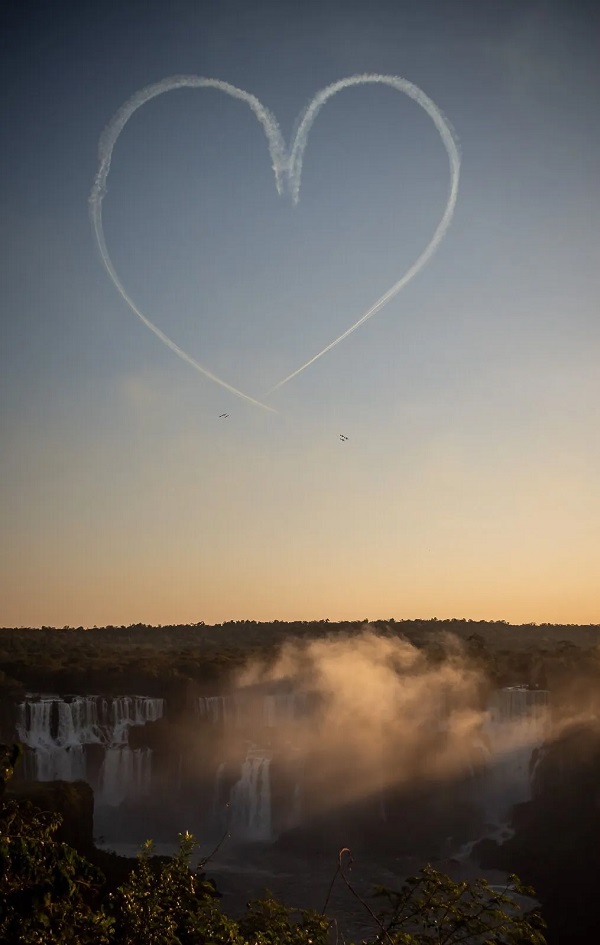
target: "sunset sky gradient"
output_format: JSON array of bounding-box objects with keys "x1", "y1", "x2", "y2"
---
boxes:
[{"x1": 1, "y1": 0, "x2": 599, "y2": 627}]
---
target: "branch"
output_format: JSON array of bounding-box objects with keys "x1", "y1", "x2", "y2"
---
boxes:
[{"x1": 336, "y1": 847, "x2": 395, "y2": 945}]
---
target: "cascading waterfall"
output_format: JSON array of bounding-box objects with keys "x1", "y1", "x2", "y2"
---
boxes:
[
  {"x1": 197, "y1": 690, "x2": 311, "y2": 730},
  {"x1": 109, "y1": 695, "x2": 163, "y2": 743},
  {"x1": 100, "y1": 745, "x2": 154, "y2": 807},
  {"x1": 212, "y1": 761, "x2": 227, "y2": 827},
  {"x1": 197, "y1": 695, "x2": 228, "y2": 725},
  {"x1": 475, "y1": 687, "x2": 550, "y2": 830},
  {"x1": 200, "y1": 690, "x2": 309, "y2": 840},
  {"x1": 16, "y1": 695, "x2": 164, "y2": 806},
  {"x1": 15, "y1": 686, "x2": 552, "y2": 847},
  {"x1": 228, "y1": 749, "x2": 273, "y2": 842},
  {"x1": 17, "y1": 700, "x2": 89, "y2": 782},
  {"x1": 212, "y1": 686, "x2": 551, "y2": 844},
  {"x1": 263, "y1": 692, "x2": 307, "y2": 727}
]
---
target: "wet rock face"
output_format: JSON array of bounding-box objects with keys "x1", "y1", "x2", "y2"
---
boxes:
[
  {"x1": 477, "y1": 721, "x2": 600, "y2": 945},
  {"x1": 535, "y1": 721, "x2": 600, "y2": 797}
]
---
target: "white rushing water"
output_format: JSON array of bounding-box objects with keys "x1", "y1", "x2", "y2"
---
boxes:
[
  {"x1": 16, "y1": 695, "x2": 164, "y2": 805},
  {"x1": 197, "y1": 690, "x2": 310, "y2": 731},
  {"x1": 16, "y1": 686, "x2": 550, "y2": 847},
  {"x1": 477, "y1": 687, "x2": 550, "y2": 826},
  {"x1": 100, "y1": 746, "x2": 153, "y2": 807},
  {"x1": 228, "y1": 749, "x2": 273, "y2": 842}
]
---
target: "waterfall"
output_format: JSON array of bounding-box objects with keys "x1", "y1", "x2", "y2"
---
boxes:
[
  {"x1": 197, "y1": 696, "x2": 228, "y2": 725},
  {"x1": 476, "y1": 687, "x2": 550, "y2": 828},
  {"x1": 263, "y1": 692, "x2": 306, "y2": 727},
  {"x1": 99, "y1": 747, "x2": 153, "y2": 807},
  {"x1": 213, "y1": 762, "x2": 226, "y2": 813},
  {"x1": 289, "y1": 778, "x2": 304, "y2": 830},
  {"x1": 110, "y1": 695, "x2": 163, "y2": 744},
  {"x1": 16, "y1": 695, "x2": 164, "y2": 805},
  {"x1": 487, "y1": 686, "x2": 550, "y2": 724},
  {"x1": 228, "y1": 749, "x2": 272, "y2": 842},
  {"x1": 198, "y1": 690, "x2": 309, "y2": 730}
]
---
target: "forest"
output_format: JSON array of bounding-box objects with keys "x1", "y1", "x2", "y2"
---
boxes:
[{"x1": 1, "y1": 617, "x2": 598, "y2": 696}]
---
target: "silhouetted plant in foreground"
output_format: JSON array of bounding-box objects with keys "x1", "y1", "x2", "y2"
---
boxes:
[
  {"x1": 0, "y1": 743, "x2": 21, "y2": 795},
  {"x1": 108, "y1": 833, "x2": 241, "y2": 945},
  {"x1": 325, "y1": 847, "x2": 546, "y2": 945},
  {"x1": 0, "y1": 795, "x2": 113, "y2": 944},
  {"x1": 368, "y1": 865, "x2": 545, "y2": 944}
]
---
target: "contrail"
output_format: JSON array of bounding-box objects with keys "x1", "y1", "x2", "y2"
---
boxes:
[
  {"x1": 89, "y1": 76, "x2": 284, "y2": 413},
  {"x1": 265, "y1": 73, "x2": 460, "y2": 395},
  {"x1": 90, "y1": 74, "x2": 459, "y2": 408}
]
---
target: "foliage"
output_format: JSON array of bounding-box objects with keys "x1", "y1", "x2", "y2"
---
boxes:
[
  {"x1": 238, "y1": 895, "x2": 330, "y2": 945},
  {"x1": 0, "y1": 743, "x2": 21, "y2": 794},
  {"x1": 108, "y1": 834, "x2": 331, "y2": 945},
  {"x1": 0, "y1": 619, "x2": 597, "y2": 696},
  {"x1": 369, "y1": 863, "x2": 546, "y2": 944},
  {"x1": 0, "y1": 797, "x2": 113, "y2": 945},
  {"x1": 107, "y1": 833, "x2": 235, "y2": 945}
]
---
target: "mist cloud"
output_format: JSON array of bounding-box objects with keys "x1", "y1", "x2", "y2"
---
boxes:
[{"x1": 226, "y1": 628, "x2": 547, "y2": 821}]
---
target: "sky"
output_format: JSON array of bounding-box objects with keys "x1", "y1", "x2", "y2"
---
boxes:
[{"x1": 1, "y1": 0, "x2": 599, "y2": 628}]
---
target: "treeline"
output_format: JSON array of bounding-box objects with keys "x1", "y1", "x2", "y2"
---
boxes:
[
  {"x1": 0, "y1": 618, "x2": 599, "y2": 700},
  {"x1": 3, "y1": 617, "x2": 600, "y2": 633}
]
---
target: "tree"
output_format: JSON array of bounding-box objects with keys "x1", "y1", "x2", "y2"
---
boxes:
[
  {"x1": 368, "y1": 863, "x2": 546, "y2": 944},
  {"x1": 0, "y1": 796, "x2": 113, "y2": 944},
  {"x1": 107, "y1": 834, "x2": 235, "y2": 945},
  {"x1": 324, "y1": 849, "x2": 546, "y2": 945}
]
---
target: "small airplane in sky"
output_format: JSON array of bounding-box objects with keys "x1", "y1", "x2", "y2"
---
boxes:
[
  {"x1": 219, "y1": 413, "x2": 229, "y2": 419},
  {"x1": 339, "y1": 434, "x2": 348, "y2": 442}
]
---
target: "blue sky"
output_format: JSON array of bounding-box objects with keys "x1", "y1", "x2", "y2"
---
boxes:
[{"x1": 1, "y1": 0, "x2": 599, "y2": 626}]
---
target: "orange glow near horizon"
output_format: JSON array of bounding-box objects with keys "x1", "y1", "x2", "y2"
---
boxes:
[{"x1": 2, "y1": 366, "x2": 598, "y2": 629}]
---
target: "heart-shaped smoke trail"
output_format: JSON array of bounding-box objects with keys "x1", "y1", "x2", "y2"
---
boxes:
[
  {"x1": 89, "y1": 74, "x2": 460, "y2": 410},
  {"x1": 90, "y1": 77, "x2": 283, "y2": 412},
  {"x1": 267, "y1": 74, "x2": 461, "y2": 394}
]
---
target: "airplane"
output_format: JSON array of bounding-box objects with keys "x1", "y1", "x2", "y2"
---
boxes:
[
  {"x1": 339, "y1": 434, "x2": 348, "y2": 441},
  {"x1": 219, "y1": 413, "x2": 229, "y2": 419}
]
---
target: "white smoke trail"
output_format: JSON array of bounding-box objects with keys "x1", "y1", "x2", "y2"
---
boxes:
[
  {"x1": 90, "y1": 74, "x2": 459, "y2": 407},
  {"x1": 265, "y1": 73, "x2": 460, "y2": 394},
  {"x1": 89, "y1": 76, "x2": 284, "y2": 413}
]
